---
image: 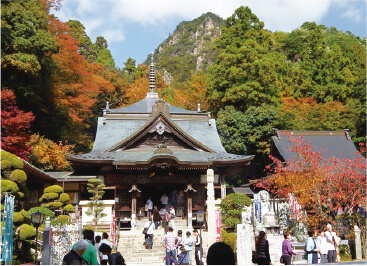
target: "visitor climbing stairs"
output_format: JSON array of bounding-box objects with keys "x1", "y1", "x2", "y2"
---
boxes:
[{"x1": 116, "y1": 217, "x2": 208, "y2": 265}]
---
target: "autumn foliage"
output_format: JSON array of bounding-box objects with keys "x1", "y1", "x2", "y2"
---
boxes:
[
  {"x1": 257, "y1": 135, "x2": 366, "y2": 226},
  {"x1": 1, "y1": 89, "x2": 35, "y2": 160}
]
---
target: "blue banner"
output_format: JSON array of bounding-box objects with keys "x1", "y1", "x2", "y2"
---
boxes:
[{"x1": 1, "y1": 194, "x2": 15, "y2": 265}]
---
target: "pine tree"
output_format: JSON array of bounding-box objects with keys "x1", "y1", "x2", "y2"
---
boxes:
[{"x1": 85, "y1": 179, "x2": 106, "y2": 231}]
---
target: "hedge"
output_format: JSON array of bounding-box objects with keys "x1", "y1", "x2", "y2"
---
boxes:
[
  {"x1": 13, "y1": 212, "x2": 24, "y2": 223},
  {"x1": 1, "y1": 160, "x2": 11, "y2": 171},
  {"x1": 27, "y1": 207, "x2": 55, "y2": 218},
  {"x1": 1, "y1": 151, "x2": 24, "y2": 169},
  {"x1": 40, "y1": 192, "x2": 59, "y2": 201},
  {"x1": 18, "y1": 184, "x2": 29, "y2": 200}
]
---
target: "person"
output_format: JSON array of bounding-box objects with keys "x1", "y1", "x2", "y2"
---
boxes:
[
  {"x1": 72, "y1": 229, "x2": 99, "y2": 265},
  {"x1": 163, "y1": 209, "x2": 170, "y2": 234},
  {"x1": 306, "y1": 228, "x2": 319, "y2": 264},
  {"x1": 146, "y1": 197, "x2": 153, "y2": 218},
  {"x1": 99, "y1": 243, "x2": 125, "y2": 265},
  {"x1": 153, "y1": 206, "x2": 161, "y2": 229},
  {"x1": 161, "y1": 193, "x2": 169, "y2": 211},
  {"x1": 206, "y1": 242, "x2": 235, "y2": 265},
  {"x1": 255, "y1": 231, "x2": 271, "y2": 265},
  {"x1": 162, "y1": 227, "x2": 179, "y2": 265},
  {"x1": 193, "y1": 229, "x2": 202, "y2": 265},
  {"x1": 177, "y1": 230, "x2": 183, "y2": 256},
  {"x1": 94, "y1": 235, "x2": 102, "y2": 264},
  {"x1": 170, "y1": 205, "x2": 176, "y2": 230},
  {"x1": 100, "y1": 233, "x2": 112, "y2": 262},
  {"x1": 63, "y1": 239, "x2": 89, "y2": 265},
  {"x1": 324, "y1": 224, "x2": 337, "y2": 263},
  {"x1": 144, "y1": 217, "x2": 155, "y2": 249},
  {"x1": 316, "y1": 230, "x2": 328, "y2": 264},
  {"x1": 182, "y1": 231, "x2": 194, "y2": 265},
  {"x1": 281, "y1": 232, "x2": 296, "y2": 265},
  {"x1": 178, "y1": 246, "x2": 189, "y2": 265}
]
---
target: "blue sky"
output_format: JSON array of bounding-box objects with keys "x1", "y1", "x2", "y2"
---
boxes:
[{"x1": 52, "y1": 0, "x2": 366, "y2": 69}]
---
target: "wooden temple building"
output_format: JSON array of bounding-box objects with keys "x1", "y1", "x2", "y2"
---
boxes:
[{"x1": 61, "y1": 58, "x2": 254, "y2": 227}]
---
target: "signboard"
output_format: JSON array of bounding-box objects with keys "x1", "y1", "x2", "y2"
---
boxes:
[
  {"x1": 215, "y1": 209, "x2": 221, "y2": 242},
  {"x1": 200, "y1": 175, "x2": 219, "y2": 184}
]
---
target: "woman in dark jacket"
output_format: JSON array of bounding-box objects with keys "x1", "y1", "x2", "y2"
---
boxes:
[
  {"x1": 255, "y1": 231, "x2": 272, "y2": 265},
  {"x1": 282, "y1": 232, "x2": 296, "y2": 265}
]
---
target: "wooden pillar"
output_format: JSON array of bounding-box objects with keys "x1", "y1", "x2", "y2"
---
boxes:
[
  {"x1": 185, "y1": 184, "x2": 196, "y2": 229},
  {"x1": 132, "y1": 191, "x2": 136, "y2": 216},
  {"x1": 220, "y1": 173, "x2": 226, "y2": 199}
]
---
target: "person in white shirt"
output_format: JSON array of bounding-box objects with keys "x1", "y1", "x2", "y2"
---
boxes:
[
  {"x1": 161, "y1": 194, "x2": 169, "y2": 211},
  {"x1": 100, "y1": 232, "x2": 112, "y2": 262},
  {"x1": 324, "y1": 224, "x2": 337, "y2": 263},
  {"x1": 94, "y1": 235, "x2": 102, "y2": 264},
  {"x1": 316, "y1": 230, "x2": 328, "y2": 263},
  {"x1": 146, "y1": 198, "x2": 153, "y2": 218},
  {"x1": 169, "y1": 205, "x2": 176, "y2": 230},
  {"x1": 144, "y1": 217, "x2": 156, "y2": 249}
]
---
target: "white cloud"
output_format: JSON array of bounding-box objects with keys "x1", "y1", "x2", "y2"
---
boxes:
[{"x1": 101, "y1": 29, "x2": 125, "y2": 43}]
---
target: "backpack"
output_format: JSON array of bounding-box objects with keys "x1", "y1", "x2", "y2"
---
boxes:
[{"x1": 109, "y1": 252, "x2": 125, "y2": 265}]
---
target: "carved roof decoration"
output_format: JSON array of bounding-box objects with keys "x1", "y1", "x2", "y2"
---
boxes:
[{"x1": 105, "y1": 105, "x2": 215, "y2": 153}]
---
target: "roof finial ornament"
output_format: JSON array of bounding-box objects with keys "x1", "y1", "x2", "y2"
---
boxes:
[{"x1": 149, "y1": 52, "x2": 155, "y2": 93}]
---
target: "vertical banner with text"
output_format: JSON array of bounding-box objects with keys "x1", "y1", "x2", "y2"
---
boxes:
[
  {"x1": 110, "y1": 212, "x2": 115, "y2": 247},
  {"x1": 215, "y1": 209, "x2": 221, "y2": 242}
]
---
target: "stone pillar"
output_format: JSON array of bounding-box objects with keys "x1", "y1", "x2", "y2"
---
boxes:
[
  {"x1": 41, "y1": 217, "x2": 52, "y2": 265},
  {"x1": 132, "y1": 191, "x2": 137, "y2": 216},
  {"x1": 207, "y1": 169, "x2": 216, "y2": 247},
  {"x1": 354, "y1": 225, "x2": 362, "y2": 260},
  {"x1": 237, "y1": 208, "x2": 253, "y2": 265},
  {"x1": 187, "y1": 192, "x2": 193, "y2": 229},
  {"x1": 78, "y1": 218, "x2": 83, "y2": 240},
  {"x1": 220, "y1": 173, "x2": 226, "y2": 199}
]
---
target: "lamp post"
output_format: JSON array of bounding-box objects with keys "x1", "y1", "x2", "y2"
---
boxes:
[
  {"x1": 30, "y1": 211, "x2": 44, "y2": 264},
  {"x1": 194, "y1": 209, "x2": 206, "y2": 265}
]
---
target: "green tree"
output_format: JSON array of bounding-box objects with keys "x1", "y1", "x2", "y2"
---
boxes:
[
  {"x1": 207, "y1": 6, "x2": 283, "y2": 113},
  {"x1": 67, "y1": 20, "x2": 95, "y2": 61},
  {"x1": 123, "y1": 57, "x2": 137, "y2": 78},
  {"x1": 39, "y1": 185, "x2": 70, "y2": 211},
  {"x1": 216, "y1": 104, "x2": 276, "y2": 178},
  {"x1": 85, "y1": 179, "x2": 106, "y2": 231},
  {"x1": 94, "y1": 36, "x2": 115, "y2": 68},
  {"x1": 220, "y1": 193, "x2": 252, "y2": 228}
]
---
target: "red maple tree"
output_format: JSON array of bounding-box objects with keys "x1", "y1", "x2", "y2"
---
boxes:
[
  {"x1": 1, "y1": 89, "x2": 35, "y2": 160},
  {"x1": 257, "y1": 135, "x2": 366, "y2": 226}
]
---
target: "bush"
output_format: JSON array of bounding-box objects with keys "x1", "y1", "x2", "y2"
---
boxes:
[
  {"x1": 1, "y1": 160, "x2": 11, "y2": 171},
  {"x1": 13, "y1": 212, "x2": 24, "y2": 223},
  {"x1": 63, "y1": 204, "x2": 74, "y2": 213},
  {"x1": 1, "y1": 151, "x2": 23, "y2": 169},
  {"x1": 40, "y1": 192, "x2": 59, "y2": 201},
  {"x1": 59, "y1": 193, "x2": 70, "y2": 203},
  {"x1": 16, "y1": 192, "x2": 25, "y2": 200},
  {"x1": 51, "y1": 215, "x2": 72, "y2": 226},
  {"x1": 44, "y1": 185, "x2": 63, "y2": 194},
  {"x1": 19, "y1": 224, "x2": 36, "y2": 240},
  {"x1": 220, "y1": 193, "x2": 252, "y2": 228},
  {"x1": 1, "y1": 204, "x2": 3, "y2": 212},
  {"x1": 221, "y1": 228, "x2": 237, "y2": 255},
  {"x1": 9, "y1": 169, "x2": 27, "y2": 184},
  {"x1": 27, "y1": 207, "x2": 55, "y2": 218},
  {"x1": 45, "y1": 202, "x2": 62, "y2": 209},
  {"x1": 1, "y1": 180, "x2": 19, "y2": 195}
]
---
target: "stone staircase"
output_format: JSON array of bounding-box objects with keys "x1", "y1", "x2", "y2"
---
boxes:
[{"x1": 116, "y1": 218, "x2": 208, "y2": 265}]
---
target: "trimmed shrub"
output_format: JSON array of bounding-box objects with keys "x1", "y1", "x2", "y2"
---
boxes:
[
  {"x1": 63, "y1": 204, "x2": 75, "y2": 213},
  {"x1": 45, "y1": 202, "x2": 63, "y2": 209},
  {"x1": 1, "y1": 180, "x2": 19, "y2": 195},
  {"x1": 40, "y1": 192, "x2": 59, "y2": 201},
  {"x1": 44, "y1": 185, "x2": 63, "y2": 194},
  {"x1": 13, "y1": 212, "x2": 24, "y2": 223},
  {"x1": 19, "y1": 224, "x2": 36, "y2": 240},
  {"x1": 9, "y1": 169, "x2": 27, "y2": 184},
  {"x1": 59, "y1": 193, "x2": 70, "y2": 203},
  {"x1": 1, "y1": 204, "x2": 3, "y2": 211},
  {"x1": 1, "y1": 160, "x2": 11, "y2": 171},
  {"x1": 221, "y1": 228, "x2": 237, "y2": 255},
  {"x1": 220, "y1": 193, "x2": 252, "y2": 228},
  {"x1": 16, "y1": 192, "x2": 25, "y2": 200},
  {"x1": 27, "y1": 207, "x2": 55, "y2": 218}
]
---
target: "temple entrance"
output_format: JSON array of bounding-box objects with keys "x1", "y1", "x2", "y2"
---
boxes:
[{"x1": 138, "y1": 183, "x2": 187, "y2": 217}]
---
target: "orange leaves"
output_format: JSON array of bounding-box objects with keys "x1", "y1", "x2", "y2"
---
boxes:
[
  {"x1": 28, "y1": 134, "x2": 74, "y2": 170},
  {"x1": 258, "y1": 135, "x2": 366, "y2": 225}
]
